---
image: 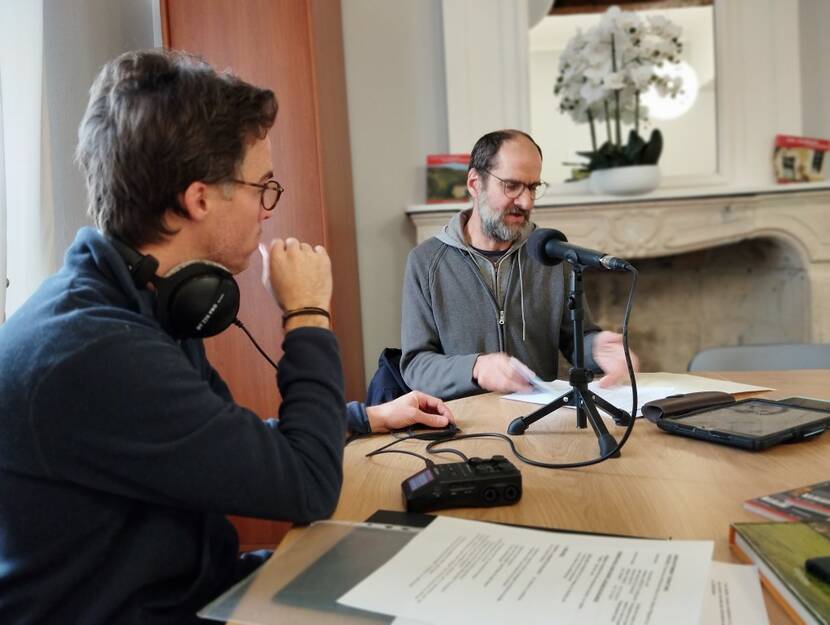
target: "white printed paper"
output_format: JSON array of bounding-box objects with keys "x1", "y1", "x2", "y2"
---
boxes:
[
  {"x1": 701, "y1": 562, "x2": 769, "y2": 625},
  {"x1": 388, "y1": 561, "x2": 768, "y2": 625},
  {"x1": 339, "y1": 516, "x2": 713, "y2": 625}
]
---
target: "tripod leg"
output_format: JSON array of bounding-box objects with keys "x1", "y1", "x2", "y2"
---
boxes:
[
  {"x1": 508, "y1": 391, "x2": 574, "y2": 435},
  {"x1": 589, "y1": 392, "x2": 633, "y2": 426},
  {"x1": 574, "y1": 387, "x2": 620, "y2": 458}
]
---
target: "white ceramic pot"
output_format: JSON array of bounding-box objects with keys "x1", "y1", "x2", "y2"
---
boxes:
[{"x1": 590, "y1": 164, "x2": 661, "y2": 196}]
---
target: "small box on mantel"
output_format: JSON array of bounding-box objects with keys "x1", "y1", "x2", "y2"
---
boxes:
[
  {"x1": 426, "y1": 154, "x2": 470, "y2": 203},
  {"x1": 773, "y1": 134, "x2": 830, "y2": 183}
]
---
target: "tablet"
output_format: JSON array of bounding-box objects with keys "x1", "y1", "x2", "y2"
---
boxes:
[{"x1": 655, "y1": 398, "x2": 830, "y2": 450}]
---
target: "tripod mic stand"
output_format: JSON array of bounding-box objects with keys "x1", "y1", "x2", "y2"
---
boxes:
[{"x1": 507, "y1": 262, "x2": 631, "y2": 458}]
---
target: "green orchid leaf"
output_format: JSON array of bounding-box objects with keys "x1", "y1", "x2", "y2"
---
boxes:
[
  {"x1": 624, "y1": 130, "x2": 646, "y2": 162},
  {"x1": 641, "y1": 128, "x2": 663, "y2": 164}
]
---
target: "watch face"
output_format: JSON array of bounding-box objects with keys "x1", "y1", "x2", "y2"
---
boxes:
[{"x1": 677, "y1": 400, "x2": 827, "y2": 436}]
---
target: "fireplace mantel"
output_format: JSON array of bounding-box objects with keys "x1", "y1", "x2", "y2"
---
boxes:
[{"x1": 407, "y1": 186, "x2": 830, "y2": 342}]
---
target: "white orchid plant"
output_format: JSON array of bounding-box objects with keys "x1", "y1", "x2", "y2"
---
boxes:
[{"x1": 554, "y1": 6, "x2": 684, "y2": 174}]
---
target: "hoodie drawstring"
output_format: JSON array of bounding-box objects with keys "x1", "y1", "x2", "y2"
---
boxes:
[{"x1": 518, "y1": 246, "x2": 526, "y2": 342}]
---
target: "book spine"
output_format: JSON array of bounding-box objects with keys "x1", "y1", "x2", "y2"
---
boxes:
[
  {"x1": 743, "y1": 499, "x2": 801, "y2": 522},
  {"x1": 785, "y1": 496, "x2": 830, "y2": 519}
]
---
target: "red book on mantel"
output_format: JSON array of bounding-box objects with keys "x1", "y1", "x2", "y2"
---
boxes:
[{"x1": 426, "y1": 154, "x2": 470, "y2": 204}]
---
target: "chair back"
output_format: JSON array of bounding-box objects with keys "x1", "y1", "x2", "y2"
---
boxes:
[
  {"x1": 687, "y1": 343, "x2": 830, "y2": 371},
  {"x1": 366, "y1": 348, "x2": 411, "y2": 406}
]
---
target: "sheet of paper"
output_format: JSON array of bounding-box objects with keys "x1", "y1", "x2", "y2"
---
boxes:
[
  {"x1": 635, "y1": 372, "x2": 773, "y2": 394},
  {"x1": 501, "y1": 378, "x2": 674, "y2": 417},
  {"x1": 700, "y1": 562, "x2": 769, "y2": 625},
  {"x1": 501, "y1": 371, "x2": 772, "y2": 416},
  {"x1": 389, "y1": 561, "x2": 767, "y2": 625},
  {"x1": 339, "y1": 516, "x2": 713, "y2": 625}
]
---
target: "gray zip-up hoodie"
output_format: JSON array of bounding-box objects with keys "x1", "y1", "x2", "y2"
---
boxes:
[{"x1": 400, "y1": 209, "x2": 601, "y2": 400}]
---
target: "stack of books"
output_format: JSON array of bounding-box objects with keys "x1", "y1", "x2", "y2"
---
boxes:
[
  {"x1": 745, "y1": 481, "x2": 830, "y2": 523},
  {"x1": 734, "y1": 481, "x2": 830, "y2": 625},
  {"x1": 730, "y1": 521, "x2": 830, "y2": 625}
]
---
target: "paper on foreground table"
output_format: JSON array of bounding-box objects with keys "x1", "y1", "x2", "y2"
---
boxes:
[
  {"x1": 196, "y1": 518, "x2": 766, "y2": 625},
  {"x1": 388, "y1": 561, "x2": 768, "y2": 625},
  {"x1": 391, "y1": 562, "x2": 769, "y2": 625},
  {"x1": 339, "y1": 515, "x2": 714, "y2": 625}
]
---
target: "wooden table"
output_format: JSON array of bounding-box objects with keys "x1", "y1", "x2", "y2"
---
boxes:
[{"x1": 282, "y1": 370, "x2": 830, "y2": 625}]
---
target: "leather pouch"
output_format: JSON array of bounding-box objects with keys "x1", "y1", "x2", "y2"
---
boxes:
[{"x1": 641, "y1": 391, "x2": 735, "y2": 424}]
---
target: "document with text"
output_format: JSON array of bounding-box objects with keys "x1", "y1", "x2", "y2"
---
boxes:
[
  {"x1": 386, "y1": 561, "x2": 767, "y2": 625},
  {"x1": 700, "y1": 562, "x2": 769, "y2": 625},
  {"x1": 339, "y1": 516, "x2": 714, "y2": 625}
]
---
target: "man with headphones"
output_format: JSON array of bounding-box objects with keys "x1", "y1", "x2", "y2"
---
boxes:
[{"x1": 0, "y1": 49, "x2": 452, "y2": 625}]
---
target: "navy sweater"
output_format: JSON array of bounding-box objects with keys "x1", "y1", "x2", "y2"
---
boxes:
[{"x1": 0, "y1": 228, "x2": 348, "y2": 624}]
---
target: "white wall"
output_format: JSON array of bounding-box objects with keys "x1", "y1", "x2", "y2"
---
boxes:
[
  {"x1": 719, "y1": 0, "x2": 802, "y2": 185},
  {"x1": 1, "y1": 0, "x2": 51, "y2": 315},
  {"x1": 44, "y1": 0, "x2": 156, "y2": 259},
  {"x1": 800, "y1": 0, "x2": 830, "y2": 140},
  {"x1": 341, "y1": 0, "x2": 448, "y2": 381}
]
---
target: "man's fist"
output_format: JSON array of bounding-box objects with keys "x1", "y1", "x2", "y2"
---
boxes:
[
  {"x1": 472, "y1": 353, "x2": 533, "y2": 394},
  {"x1": 264, "y1": 238, "x2": 332, "y2": 330}
]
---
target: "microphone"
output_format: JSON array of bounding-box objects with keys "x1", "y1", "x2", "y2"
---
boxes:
[{"x1": 528, "y1": 228, "x2": 632, "y2": 271}]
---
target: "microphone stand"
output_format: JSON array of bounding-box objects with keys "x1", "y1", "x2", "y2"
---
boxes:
[{"x1": 507, "y1": 260, "x2": 630, "y2": 458}]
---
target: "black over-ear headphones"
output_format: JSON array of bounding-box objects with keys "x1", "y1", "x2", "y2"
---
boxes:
[{"x1": 108, "y1": 237, "x2": 240, "y2": 339}]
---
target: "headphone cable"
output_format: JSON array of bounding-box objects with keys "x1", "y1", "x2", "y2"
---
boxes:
[{"x1": 232, "y1": 318, "x2": 279, "y2": 372}]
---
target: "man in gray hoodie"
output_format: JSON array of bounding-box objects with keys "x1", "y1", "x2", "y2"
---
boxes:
[{"x1": 401, "y1": 129, "x2": 636, "y2": 400}]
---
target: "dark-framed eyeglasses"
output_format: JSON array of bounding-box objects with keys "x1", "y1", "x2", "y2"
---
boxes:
[
  {"x1": 231, "y1": 178, "x2": 284, "y2": 211},
  {"x1": 481, "y1": 169, "x2": 548, "y2": 200}
]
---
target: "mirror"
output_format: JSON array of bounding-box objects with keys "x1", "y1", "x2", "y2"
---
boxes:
[{"x1": 529, "y1": 3, "x2": 717, "y2": 187}]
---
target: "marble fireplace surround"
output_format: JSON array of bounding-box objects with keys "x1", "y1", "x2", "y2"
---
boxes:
[{"x1": 407, "y1": 188, "x2": 830, "y2": 344}]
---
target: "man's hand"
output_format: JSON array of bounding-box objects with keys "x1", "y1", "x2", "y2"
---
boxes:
[
  {"x1": 472, "y1": 353, "x2": 533, "y2": 393},
  {"x1": 365, "y1": 391, "x2": 455, "y2": 433},
  {"x1": 266, "y1": 238, "x2": 332, "y2": 329},
  {"x1": 592, "y1": 331, "x2": 640, "y2": 387}
]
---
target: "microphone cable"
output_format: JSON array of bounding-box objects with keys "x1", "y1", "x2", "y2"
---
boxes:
[{"x1": 364, "y1": 265, "x2": 640, "y2": 470}]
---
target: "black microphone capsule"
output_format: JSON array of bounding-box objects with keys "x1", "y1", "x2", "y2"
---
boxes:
[{"x1": 527, "y1": 228, "x2": 632, "y2": 271}]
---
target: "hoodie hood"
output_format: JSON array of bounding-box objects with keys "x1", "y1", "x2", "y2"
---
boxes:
[{"x1": 434, "y1": 208, "x2": 537, "y2": 345}]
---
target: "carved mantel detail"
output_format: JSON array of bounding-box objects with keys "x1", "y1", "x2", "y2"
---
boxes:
[{"x1": 407, "y1": 190, "x2": 830, "y2": 341}]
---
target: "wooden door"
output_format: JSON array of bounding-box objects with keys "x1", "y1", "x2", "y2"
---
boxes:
[{"x1": 160, "y1": 0, "x2": 364, "y2": 550}]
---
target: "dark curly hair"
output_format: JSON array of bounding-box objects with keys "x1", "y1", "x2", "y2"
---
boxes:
[{"x1": 76, "y1": 49, "x2": 278, "y2": 247}]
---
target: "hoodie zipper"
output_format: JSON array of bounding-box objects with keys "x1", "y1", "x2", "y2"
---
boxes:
[
  {"x1": 490, "y1": 254, "x2": 516, "y2": 351},
  {"x1": 465, "y1": 249, "x2": 518, "y2": 352},
  {"x1": 496, "y1": 255, "x2": 518, "y2": 350}
]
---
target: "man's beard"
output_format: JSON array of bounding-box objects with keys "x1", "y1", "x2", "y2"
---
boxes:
[{"x1": 477, "y1": 194, "x2": 528, "y2": 243}]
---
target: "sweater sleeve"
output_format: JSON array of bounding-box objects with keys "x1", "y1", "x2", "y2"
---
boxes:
[
  {"x1": 345, "y1": 401, "x2": 370, "y2": 434},
  {"x1": 30, "y1": 327, "x2": 346, "y2": 524},
  {"x1": 399, "y1": 248, "x2": 481, "y2": 400}
]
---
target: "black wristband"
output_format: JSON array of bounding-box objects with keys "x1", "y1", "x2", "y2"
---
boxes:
[{"x1": 282, "y1": 306, "x2": 331, "y2": 327}]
